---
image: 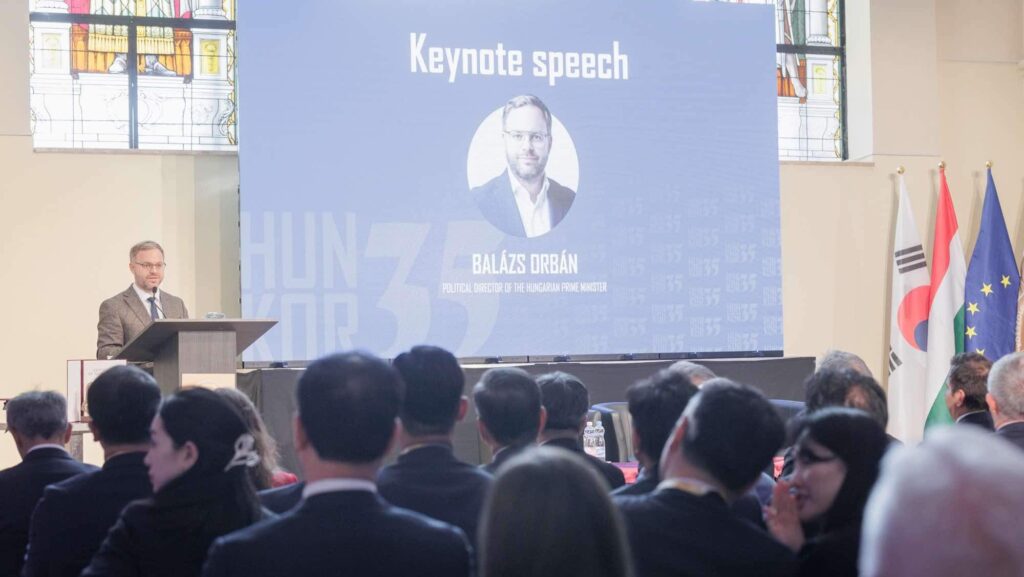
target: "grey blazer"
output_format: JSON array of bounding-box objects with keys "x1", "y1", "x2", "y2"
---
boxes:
[{"x1": 96, "y1": 286, "x2": 188, "y2": 359}]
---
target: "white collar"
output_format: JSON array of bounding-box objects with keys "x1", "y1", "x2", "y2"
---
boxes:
[
  {"x1": 26, "y1": 444, "x2": 68, "y2": 455},
  {"x1": 302, "y1": 478, "x2": 376, "y2": 499},
  {"x1": 508, "y1": 170, "x2": 550, "y2": 207},
  {"x1": 955, "y1": 410, "x2": 988, "y2": 423}
]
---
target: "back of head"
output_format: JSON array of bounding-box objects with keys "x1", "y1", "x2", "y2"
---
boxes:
[
  {"x1": 794, "y1": 408, "x2": 889, "y2": 530},
  {"x1": 987, "y1": 352, "x2": 1024, "y2": 420},
  {"x1": 817, "y1": 349, "x2": 873, "y2": 378},
  {"x1": 537, "y1": 371, "x2": 589, "y2": 431},
  {"x1": 215, "y1": 387, "x2": 279, "y2": 490},
  {"x1": 804, "y1": 368, "x2": 857, "y2": 413},
  {"x1": 947, "y1": 352, "x2": 992, "y2": 411},
  {"x1": 627, "y1": 369, "x2": 699, "y2": 462},
  {"x1": 680, "y1": 379, "x2": 785, "y2": 493},
  {"x1": 6, "y1": 391, "x2": 67, "y2": 441},
  {"x1": 666, "y1": 361, "x2": 716, "y2": 386},
  {"x1": 88, "y1": 365, "x2": 161, "y2": 445},
  {"x1": 842, "y1": 374, "x2": 888, "y2": 429},
  {"x1": 480, "y1": 446, "x2": 633, "y2": 577},
  {"x1": 298, "y1": 350, "x2": 404, "y2": 462},
  {"x1": 472, "y1": 368, "x2": 541, "y2": 447},
  {"x1": 861, "y1": 426, "x2": 1024, "y2": 577},
  {"x1": 393, "y1": 345, "x2": 465, "y2": 436}
]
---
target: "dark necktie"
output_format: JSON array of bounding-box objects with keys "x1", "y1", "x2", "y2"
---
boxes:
[{"x1": 148, "y1": 296, "x2": 159, "y2": 320}]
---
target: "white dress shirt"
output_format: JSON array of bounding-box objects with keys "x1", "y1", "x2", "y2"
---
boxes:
[
  {"x1": 302, "y1": 478, "x2": 377, "y2": 499},
  {"x1": 132, "y1": 285, "x2": 163, "y2": 319},
  {"x1": 509, "y1": 171, "x2": 552, "y2": 238}
]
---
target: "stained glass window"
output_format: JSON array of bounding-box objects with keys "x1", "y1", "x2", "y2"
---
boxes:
[
  {"x1": 29, "y1": 0, "x2": 237, "y2": 151},
  {"x1": 699, "y1": 0, "x2": 846, "y2": 161}
]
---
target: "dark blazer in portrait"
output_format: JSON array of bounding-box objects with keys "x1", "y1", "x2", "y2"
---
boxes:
[
  {"x1": 23, "y1": 451, "x2": 152, "y2": 577},
  {"x1": 97, "y1": 285, "x2": 189, "y2": 359},
  {"x1": 615, "y1": 488, "x2": 797, "y2": 577},
  {"x1": 996, "y1": 421, "x2": 1024, "y2": 451},
  {"x1": 202, "y1": 490, "x2": 472, "y2": 577},
  {"x1": 957, "y1": 410, "x2": 995, "y2": 431},
  {"x1": 542, "y1": 437, "x2": 626, "y2": 490},
  {"x1": 481, "y1": 442, "x2": 532, "y2": 475},
  {"x1": 0, "y1": 447, "x2": 97, "y2": 577},
  {"x1": 258, "y1": 482, "x2": 305, "y2": 515},
  {"x1": 377, "y1": 443, "x2": 493, "y2": 546},
  {"x1": 472, "y1": 170, "x2": 576, "y2": 237}
]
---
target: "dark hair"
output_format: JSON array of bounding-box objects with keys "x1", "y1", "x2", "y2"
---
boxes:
[
  {"x1": 215, "y1": 387, "x2": 280, "y2": 491},
  {"x1": 804, "y1": 369, "x2": 856, "y2": 413},
  {"x1": 6, "y1": 391, "x2": 67, "y2": 440},
  {"x1": 681, "y1": 379, "x2": 784, "y2": 493},
  {"x1": 793, "y1": 408, "x2": 889, "y2": 531},
  {"x1": 627, "y1": 369, "x2": 699, "y2": 461},
  {"x1": 843, "y1": 373, "x2": 888, "y2": 428},
  {"x1": 297, "y1": 351, "x2": 404, "y2": 462},
  {"x1": 473, "y1": 368, "x2": 541, "y2": 447},
  {"x1": 537, "y1": 372, "x2": 589, "y2": 431},
  {"x1": 393, "y1": 346, "x2": 465, "y2": 436},
  {"x1": 87, "y1": 365, "x2": 161, "y2": 445},
  {"x1": 948, "y1": 352, "x2": 992, "y2": 411},
  {"x1": 480, "y1": 447, "x2": 634, "y2": 577}
]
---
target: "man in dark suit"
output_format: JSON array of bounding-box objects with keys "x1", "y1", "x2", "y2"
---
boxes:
[
  {"x1": 472, "y1": 94, "x2": 575, "y2": 238},
  {"x1": 377, "y1": 345, "x2": 492, "y2": 545},
  {"x1": 613, "y1": 369, "x2": 698, "y2": 496},
  {"x1": 987, "y1": 352, "x2": 1024, "y2": 450},
  {"x1": 97, "y1": 240, "x2": 189, "y2": 359},
  {"x1": 0, "y1": 392, "x2": 97, "y2": 577},
  {"x1": 23, "y1": 365, "x2": 161, "y2": 577},
  {"x1": 473, "y1": 368, "x2": 546, "y2": 474},
  {"x1": 202, "y1": 351, "x2": 472, "y2": 577},
  {"x1": 943, "y1": 352, "x2": 995, "y2": 430},
  {"x1": 258, "y1": 481, "x2": 305, "y2": 514},
  {"x1": 536, "y1": 371, "x2": 625, "y2": 490},
  {"x1": 614, "y1": 380, "x2": 796, "y2": 577}
]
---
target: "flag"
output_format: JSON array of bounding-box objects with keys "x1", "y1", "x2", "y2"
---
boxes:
[
  {"x1": 965, "y1": 168, "x2": 1019, "y2": 361},
  {"x1": 924, "y1": 166, "x2": 966, "y2": 429},
  {"x1": 887, "y1": 174, "x2": 931, "y2": 442}
]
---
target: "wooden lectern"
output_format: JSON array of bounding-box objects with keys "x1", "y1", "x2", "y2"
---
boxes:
[{"x1": 116, "y1": 319, "x2": 276, "y2": 393}]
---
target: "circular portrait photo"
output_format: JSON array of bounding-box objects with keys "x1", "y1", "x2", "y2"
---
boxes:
[{"x1": 467, "y1": 95, "x2": 579, "y2": 238}]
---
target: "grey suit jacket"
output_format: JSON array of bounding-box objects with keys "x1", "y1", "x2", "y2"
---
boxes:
[
  {"x1": 472, "y1": 170, "x2": 576, "y2": 237},
  {"x1": 96, "y1": 285, "x2": 188, "y2": 359}
]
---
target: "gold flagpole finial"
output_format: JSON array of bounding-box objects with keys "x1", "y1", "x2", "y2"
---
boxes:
[
  {"x1": 986, "y1": 160, "x2": 993, "y2": 169},
  {"x1": 897, "y1": 166, "x2": 905, "y2": 175},
  {"x1": 938, "y1": 161, "x2": 946, "y2": 170}
]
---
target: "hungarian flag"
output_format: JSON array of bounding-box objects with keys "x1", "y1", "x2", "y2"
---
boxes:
[
  {"x1": 887, "y1": 174, "x2": 930, "y2": 442},
  {"x1": 925, "y1": 166, "x2": 965, "y2": 429}
]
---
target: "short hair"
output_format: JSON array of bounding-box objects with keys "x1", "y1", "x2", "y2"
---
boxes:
[
  {"x1": 946, "y1": 352, "x2": 992, "y2": 411},
  {"x1": 666, "y1": 361, "x2": 717, "y2": 386},
  {"x1": 129, "y1": 240, "x2": 164, "y2": 261},
  {"x1": 804, "y1": 368, "x2": 858, "y2": 413},
  {"x1": 6, "y1": 391, "x2": 67, "y2": 440},
  {"x1": 537, "y1": 372, "x2": 589, "y2": 431},
  {"x1": 479, "y1": 447, "x2": 634, "y2": 577},
  {"x1": 986, "y1": 352, "x2": 1024, "y2": 419},
  {"x1": 817, "y1": 350, "x2": 873, "y2": 377},
  {"x1": 680, "y1": 379, "x2": 784, "y2": 493},
  {"x1": 87, "y1": 365, "x2": 161, "y2": 445},
  {"x1": 860, "y1": 426, "x2": 1024, "y2": 577},
  {"x1": 502, "y1": 94, "x2": 552, "y2": 133},
  {"x1": 843, "y1": 374, "x2": 889, "y2": 429},
  {"x1": 393, "y1": 345, "x2": 465, "y2": 436},
  {"x1": 627, "y1": 369, "x2": 699, "y2": 460},
  {"x1": 472, "y1": 368, "x2": 541, "y2": 447},
  {"x1": 297, "y1": 351, "x2": 404, "y2": 463}
]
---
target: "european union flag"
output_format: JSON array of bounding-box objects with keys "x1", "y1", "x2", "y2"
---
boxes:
[{"x1": 964, "y1": 169, "x2": 1020, "y2": 360}]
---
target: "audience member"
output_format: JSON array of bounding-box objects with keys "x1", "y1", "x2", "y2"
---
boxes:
[
  {"x1": 944, "y1": 352, "x2": 994, "y2": 430},
  {"x1": 0, "y1": 391, "x2": 96, "y2": 577},
  {"x1": 481, "y1": 446, "x2": 633, "y2": 577},
  {"x1": 257, "y1": 479, "x2": 304, "y2": 514},
  {"x1": 765, "y1": 408, "x2": 889, "y2": 577},
  {"x1": 215, "y1": 387, "x2": 298, "y2": 489},
  {"x1": 537, "y1": 371, "x2": 625, "y2": 489},
  {"x1": 473, "y1": 367, "x2": 546, "y2": 473},
  {"x1": 860, "y1": 426, "x2": 1024, "y2": 577},
  {"x1": 816, "y1": 349, "x2": 873, "y2": 377},
  {"x1": 23, "y1": 366, "x2": 160, "y2": 577},
  {"x1": 666, "y1": 361, "x2": 716, "y2": 387},
  {"x1": 378, "y1": 345, "x2": 493, "y2": 545},
  {"x1": 613, "y1": 369, "x2": 698, "y2": 496},
  {"x1": 202, "y1": 351, "x2": 471, "y2": 577},
  {"x1": 81, "y1": 388, "x2": 266, "y2": 577},
  {"x1": 615, "y1": 380, "x2": 795, "y2": 577},
  {"x1": 986, "y1": 351, "x2": 1024, "y2": 450}
]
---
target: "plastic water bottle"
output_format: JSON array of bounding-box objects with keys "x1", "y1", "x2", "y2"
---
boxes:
[
  {"x1": 594, "y1": 418, "x2": 607, "y2": 461},
  {"x1": 583, "y1": 421, "x2": 596, "y2": 457}
]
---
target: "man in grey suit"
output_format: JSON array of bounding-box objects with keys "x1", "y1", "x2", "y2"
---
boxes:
[
  {"x1": 96, "y1": 240, "x2": 188, "y2": 359},
  {"x1": 472, "y1": 95, "x2": 576, "y2": 238}
]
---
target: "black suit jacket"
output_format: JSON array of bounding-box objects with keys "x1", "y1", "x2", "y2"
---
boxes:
[
  {"x1": 0, "y1": 447, "x2": 96, "y2": 577},
  {"x1": 202, "y1": 490, "x2": 472, "y2": 577},
  {"x1": 23, "y1": 451, "x2": 151, "y2": 577},
  {"x1": 957, "y1": 410, "x2": 995, "y2": 431},
  {"x1": 542, "y1": 437, "x2": 626, "y2": 490},
  {"x1": 472, "y1": 171, "x2": 576, "y2": 237},
  {"x1": 996, "y1": 421, "x2": 1024, "y2": 451},
  {"x1": 615, "y1": 488, "x2": 797, "y2": 577},
  {"x1": 481, "y1": 442, "x2": 532, "y2": 475},
  {"x1": 258, "y1": 482, "x2": 305, "y2": 515},
  {"x1": 613, "y1": 467, "x2": 659, "y2": 497},
  {"x1": 377, "y1": 444, "x2": 492, "y2": 546}
]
